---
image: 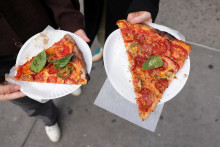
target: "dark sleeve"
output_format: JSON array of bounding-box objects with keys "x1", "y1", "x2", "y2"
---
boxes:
[
  {"x1": 44, "y1": 0, "x2": 84, "y2": 32},
  {"x1": 127, "y1": 0, "x2": 160, "y2": 22},
  {"x1": 0, "y1": 13, "x2": 21, "y2": 56}
]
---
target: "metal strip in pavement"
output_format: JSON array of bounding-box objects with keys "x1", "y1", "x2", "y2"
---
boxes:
[
  {"x1": 186, "y1": 41, "x2": 220, "y2": 53},
  {"x1": 21, "y1": 119, "x2": 37, "y2": 147}
]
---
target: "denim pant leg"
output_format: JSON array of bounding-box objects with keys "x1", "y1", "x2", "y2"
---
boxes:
[
  {"x1": 10, "y1": 97, "x2": 58, "y2": 126},
  {"x1": 0, "y1": 55, "x2": 58, "y2": 126}
]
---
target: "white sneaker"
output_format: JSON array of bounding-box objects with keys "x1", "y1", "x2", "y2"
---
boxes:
[
  {"x1": 71, "y1": 87, "x2": 82, "y2": 96},
  {"x1": 45, "y1": 123, "x2": 61, "y2": 142}
]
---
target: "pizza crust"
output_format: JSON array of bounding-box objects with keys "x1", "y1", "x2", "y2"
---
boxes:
[{"x1": 63, "y1": 34, "x2": 90, "y2": 82}]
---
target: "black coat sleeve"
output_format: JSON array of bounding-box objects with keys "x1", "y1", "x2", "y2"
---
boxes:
[
  {"x1": 127, "y1": 0, "x2": 160, "y2": 22},
  {"x1": 0, "y1": 13, "x2": 21, "y2": 56},
  {"x1": 44, "y1": 0, "x2": 84, "y2": 33}
]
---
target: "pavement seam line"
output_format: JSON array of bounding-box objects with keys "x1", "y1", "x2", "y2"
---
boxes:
[
  {"x1": 186, "y1": 41, "x2": 220, "y2": 53},
  {"x1": 21, "y1": 119, "x2": 37, "y2": 147}
]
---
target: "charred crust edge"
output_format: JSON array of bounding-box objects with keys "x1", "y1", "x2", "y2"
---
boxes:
[
  {"x1": 63, "y1": 34, "x2": 76, "y2": 43},
  {"x1": 86, "y1": 73, "x2": 90, "y2": 82},
  {"x1": 150, "y1": 28, "x2": 177, "y2": 41},
  {"x1": 64, "y1": 34, "x2": 89, "y2": 80}
]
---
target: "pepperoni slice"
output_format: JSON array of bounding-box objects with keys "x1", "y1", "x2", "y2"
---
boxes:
[
  {"x1": 151, "y1": 41, "x2": 167, "y2": 55},
  {"x1": 47, "y1": 64, "x2": 59, "y2": 74},
  {"x1": 136, "y1": 88, "x2": 154, "y2": 111},
  {"x1": 139, "y1": 88, "x2": 152, "y2": 98},
  {"x1": 164, "y1": 56, "x2": 180, "y2": 71},
  {"x1": 35, "y1": 72, "x2": 45, "y2": 82},
  {"x1": 134, "y1": 55, "x2": 146, "y2": 68},
  {"x1": 159, "y1": 59, "x2": 168, "y2": 71},
  {"x1": 47, "y1": 76, "x2": 57, "y2": 83},
  {"x1": 155, "y1": 79, "x2": 169, "y2": 93},
  {"x1": 134, "y1": 34, "x2": 146, "y2": 44},
  {"x1": 60, "y1": 45, "x2": 71, "y2": 57},
  {"x1": 141, "y1": 43, "x2": 153, "y2": 54},
  {"x1": 171, "y1": 45, "x2": 187, "y2": 60}
]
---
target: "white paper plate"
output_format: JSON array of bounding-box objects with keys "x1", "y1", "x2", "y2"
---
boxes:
[
  {"x1": 104, "y1": 22, "x2": 190, "y2": 104},
  {"x1": 6, "y1": 30, "x2": 92, "y2": 100}
]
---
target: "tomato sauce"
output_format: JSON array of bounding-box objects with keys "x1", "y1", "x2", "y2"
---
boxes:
[
  {"x1": 47, "y1": 76, "x2": 57, "y2": 83},
  {"x1": 155, "y1": 79, "x2": 169, "y2": 93},
  {"x1": 134, "y1": 55, "x2": 146, "y2": 68},
  {"x1": 60, "y1": 45, "x2": 71, "y2": 57}
]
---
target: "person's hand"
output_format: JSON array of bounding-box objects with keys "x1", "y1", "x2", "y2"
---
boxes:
[
  {"x1": 74, "y1": 29, "x2": 90, "y2": 42},
  {"x1": 0, "y1": 81, "x2": 26, "y2": 101},
  {"x1": 127, "y1": 11, "x2": 152, "y2": 24}
]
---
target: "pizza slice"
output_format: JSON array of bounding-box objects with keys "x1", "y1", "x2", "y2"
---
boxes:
[
  {"x1": 117, "y1": 20, "x2": 192, "y2": 120},
  {"x1": 15, "y1": 34, "x2": 90, "y2": 84}
]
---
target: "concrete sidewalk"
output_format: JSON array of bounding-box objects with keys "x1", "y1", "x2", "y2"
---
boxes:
[{"x1": 1, "y1": 0, "x2": 220, "y2": 147}]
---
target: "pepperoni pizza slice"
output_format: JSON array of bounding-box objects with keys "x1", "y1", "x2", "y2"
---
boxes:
[
  {"x1": 15, "y1": 34, "x2": 90, "y2": 85},
  {"x1": 117, "y1": 20, "x2": 192, "y2": 120}
]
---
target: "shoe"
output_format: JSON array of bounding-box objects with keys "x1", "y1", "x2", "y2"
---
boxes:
[
  {"x1": 45, "y1": 123, "x2": 61, "y2": 142},
  {"x1": 71, "y1": 87, "x2": 82, "y2": 96},
  {"x1": 92, "y1": 47, "x2": 103, "y2": 62}
]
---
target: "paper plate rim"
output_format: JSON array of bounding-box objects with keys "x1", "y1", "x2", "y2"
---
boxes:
[
  {"x1": 104, "y1": 23, "x2": 190, "y2": 104},
  {"x1": 13, "y1": 30, "x2": 92, "y2": 100}
]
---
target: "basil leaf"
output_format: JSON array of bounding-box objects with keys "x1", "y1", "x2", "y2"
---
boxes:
[
  {"x1": 30, "y1": 50, "x2": 46, "y2": 73},
  {"x1": 142, "y1": 55, "x2": 163, "y2": 69},
  {"x1": 51, "y1": 54, "x2": 73, "y2": 69}
]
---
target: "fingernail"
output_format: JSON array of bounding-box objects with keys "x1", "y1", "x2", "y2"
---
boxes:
[{"x1": 14, "y1": 85, "x2": 20, "y2": 90}]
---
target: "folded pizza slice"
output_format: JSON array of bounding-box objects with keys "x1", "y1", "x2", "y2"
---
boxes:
[
  {"x1": 15, "y1": 34, "x2": 89, "y2": 84},
  {"x1": 117, "y1": 20, "x2": 191, "y2": 120}
]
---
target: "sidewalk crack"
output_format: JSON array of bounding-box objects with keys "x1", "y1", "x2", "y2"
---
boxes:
[{"x1": 21, "y1": 119, "x2": 37, "y2": 147}]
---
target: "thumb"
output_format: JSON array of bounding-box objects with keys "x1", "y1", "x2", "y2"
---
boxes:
[
  {"x1": 127, "y1": 13, "x2": 135, "y2": 22},
  {"x1": 130, "y1": 14, "x2": 147, "y2": 24},
  {"x1": 74, "y1": 29, "x2": 90, "y2": 42},
  {"x1": 81, "y1": 34, "x2": 90, "y2": 43},
  {"x1": 0, "y1": 85, "x2": 20, "y2": 94},
  {"x1": 128, "y1": 12, "x2": 152, "y2": 24}
]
